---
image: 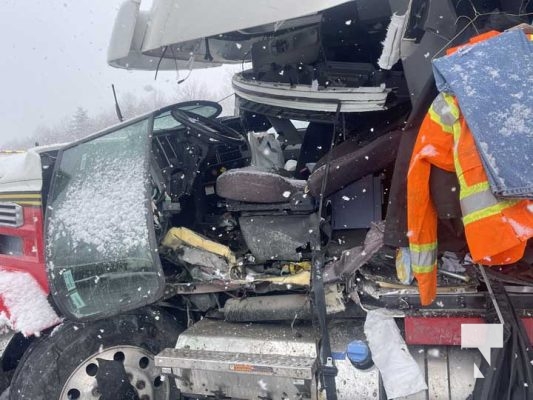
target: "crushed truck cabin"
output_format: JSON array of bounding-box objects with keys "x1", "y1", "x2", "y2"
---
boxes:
[{"x1": 1, "y1": 1, "x2": 533, "y2": 399}]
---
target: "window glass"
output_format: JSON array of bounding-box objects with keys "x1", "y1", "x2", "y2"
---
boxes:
[{"x1": 46, "y1": 118, "x2": 163, "y2": 320}]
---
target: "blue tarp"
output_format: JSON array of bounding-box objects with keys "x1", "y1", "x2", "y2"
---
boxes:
[{"x1": 432, "y1": 30, "x2": 533, "y2": 198}]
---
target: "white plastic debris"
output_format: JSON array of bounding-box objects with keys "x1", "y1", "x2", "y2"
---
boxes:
[
  {"x1": 364, "y1": 309, "x2": 427, "y2": 399},
  {"x1": 248, "y1": 132, "x2": 284, "y2": 171},
  {"x1": 377, "y1": 13, "x2": 408, "y2": 70},
  {"x1": 427, "y1": 348, "x2": 440, "y2": 358},
  {"x1": 440, "y1": 251, "x2": 466, "y2": 273},
  {"x1": 284, "y1": 159, "x2": 297, "y2": 172}
]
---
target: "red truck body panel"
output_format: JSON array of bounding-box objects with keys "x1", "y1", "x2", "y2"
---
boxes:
[{"x1": 0, "y1": 206, "x2": 48, "y2": 292}]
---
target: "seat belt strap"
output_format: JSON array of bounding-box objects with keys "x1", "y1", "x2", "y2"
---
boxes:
[{"x1": 311, "y1": 103, "x2": 342, "y2": 400}]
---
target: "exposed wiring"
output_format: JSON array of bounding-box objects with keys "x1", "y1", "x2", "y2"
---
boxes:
[
  {"x1": 216, "y1": 92, "x2": 235, "y2": 104},
  {"x1": 241, "y1": 49, "x2": 251, "y2": 73},
  {"x1": 186, "y1": 301, "x2": 194, "y2": 327},
  {"x1": 432, "y1": 10, "x2": 533, "y2": 60},
  {"x1": 169, "y1": 46, "x2": 180, "y2": 79},
  {"x1": 176, "y1": 53, "x2": 196, "y2": 85},
  {"x1": 478, "y1": 265, "x2": 505, "y2": 325},
  {"x1": 154, "y1": 45, "x2": 169, "y2": 81},
  {"x1": 177, "y1": 67, "x2": 193, "y2": 85},
  {"x1": 520, "y1": 0, "x2": 531, "y2": 12},
  {"x1": 317, "y1": 102, "x2": 342, "y2": 230}
]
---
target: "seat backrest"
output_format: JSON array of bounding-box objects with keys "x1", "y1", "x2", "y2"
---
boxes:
[{"x1": 307, "y1": 130, "x2": 402, "y2": 197}]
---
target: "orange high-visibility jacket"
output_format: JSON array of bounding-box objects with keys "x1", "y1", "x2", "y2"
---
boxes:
[
  {"x1": 407, "y1": 93, "x2": 533, "y2": 306},
  {"x1": 407, "y1": 31, "x2": 533, "y2": 306}
]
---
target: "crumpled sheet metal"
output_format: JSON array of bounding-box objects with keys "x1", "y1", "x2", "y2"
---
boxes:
[{"x1": 324, "y1": 221, "x2": 385, "y2": 283}]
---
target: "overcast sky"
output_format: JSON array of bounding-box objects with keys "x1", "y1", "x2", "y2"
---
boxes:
[{"x1": 0, "y1": 0, "x2": 231, "y2": 146}]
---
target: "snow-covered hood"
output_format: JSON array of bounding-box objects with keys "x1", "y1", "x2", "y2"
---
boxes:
[
  {"x1": 108, "y1": 0, "x2": 353, "y2": 69},
  {"x1": 0, "y1": 151, "x2": 42, "y2": 193}
]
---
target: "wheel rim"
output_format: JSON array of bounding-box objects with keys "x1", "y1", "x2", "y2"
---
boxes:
[{"x1": 59, "y1": 345, "x2": 170, "y2": 400}]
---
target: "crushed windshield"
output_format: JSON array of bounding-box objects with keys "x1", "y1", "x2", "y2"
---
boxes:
[{"x1": 46, "y1": 118, "x2": 164, "y2": 320}]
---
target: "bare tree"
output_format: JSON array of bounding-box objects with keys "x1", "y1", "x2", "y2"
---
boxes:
[{"x1": 69, "y1": 107, "x2": 91, "y2": 139}]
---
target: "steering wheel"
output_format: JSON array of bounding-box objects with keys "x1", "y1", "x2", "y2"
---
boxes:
[{"x1": 171, "y1": 109, "x2": 247, "y2": 146}]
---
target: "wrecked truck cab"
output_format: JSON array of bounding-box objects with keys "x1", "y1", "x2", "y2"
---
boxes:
[
  {"x1": 43, "y1": 91, "x2": 400, "y2": 324},
  {"x1": 45, "y1": 101, "x2": 248, "y2": 321},
  {"x1": 5, "y1": 1, "x2": 533, "y2": 399}
]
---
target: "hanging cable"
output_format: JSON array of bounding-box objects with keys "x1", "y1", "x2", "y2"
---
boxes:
[
  {"x1": 216, "y1": 92, "x2": 235, "y2": 104},
  {"x1": 154, "y1": 46, "x2": 169, "y2": 81},
  {"x1": 432, "y1": 10, "x2": 533, "y2": 60}
]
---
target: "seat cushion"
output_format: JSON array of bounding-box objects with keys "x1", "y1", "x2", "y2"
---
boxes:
[{"x1": 216, "y1": 167, "x2": 306, "y2": 203}]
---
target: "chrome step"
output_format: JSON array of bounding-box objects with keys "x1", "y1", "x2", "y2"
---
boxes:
[
  {"x1": 156, "y1": 348, "x2": 316, "y2": 379},
  {"x1": 156, "y1": 319, "x2": 318, "y2": 399}
]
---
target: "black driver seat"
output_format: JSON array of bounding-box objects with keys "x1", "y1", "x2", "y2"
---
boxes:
[
  {"x1": 216, "y1": 130, "x2": 402, "y2": 204},
  {"x1": 215, "y1": 130, "x2": 402, "y2": 262}
]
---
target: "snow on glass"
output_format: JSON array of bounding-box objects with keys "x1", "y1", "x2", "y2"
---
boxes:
[{"x1": 47, "y1": 121, "x2": 150, "y2": 265}]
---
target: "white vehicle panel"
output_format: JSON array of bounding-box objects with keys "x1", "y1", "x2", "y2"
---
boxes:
[{"x1": 142, "y1": 0, "x2": 354, "y2": 51}]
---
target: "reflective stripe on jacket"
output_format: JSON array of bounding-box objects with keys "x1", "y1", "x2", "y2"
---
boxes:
[{"x1": 408, "y1": 93, "x2": 533, "y2": 306}]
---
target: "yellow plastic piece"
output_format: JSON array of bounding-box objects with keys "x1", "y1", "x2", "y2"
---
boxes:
[
  {"x1": 281, "y1": 261, "x2": 311, "y2": 275},
  {"x1": 162, "y1": 227, "x2": 236, "y2": 265},
  {"x1": 254, "y1": 271, "x2": 311, "y2": 286}
]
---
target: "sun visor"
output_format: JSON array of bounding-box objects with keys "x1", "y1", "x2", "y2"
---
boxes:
[
  {"x1": 141, "y1": 0, "x2": 354, "y2": 51},
  {"x1": 108, "y1": 0, "x2": 222, "y2": 70}
]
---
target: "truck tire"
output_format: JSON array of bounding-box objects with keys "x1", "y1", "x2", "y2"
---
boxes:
[
  {"x1": 0, "y1": 333, "x2": 34, "y2": 394},
  {"x1": 9, "y1": 307, "x2": 183, "y2": 400}
]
